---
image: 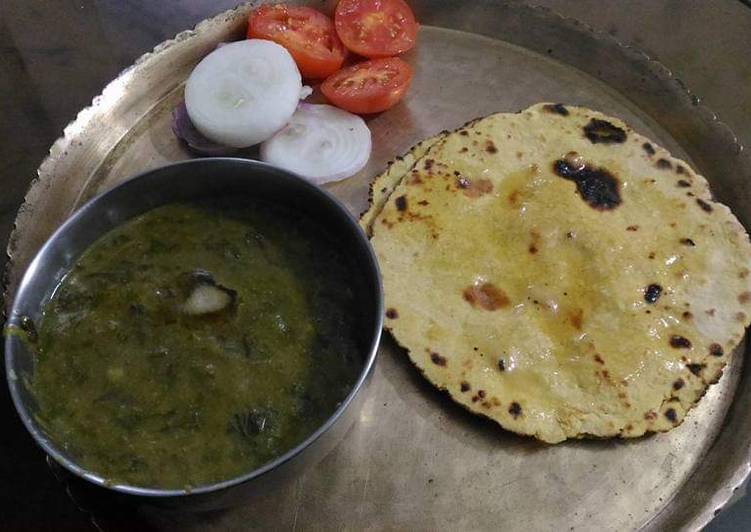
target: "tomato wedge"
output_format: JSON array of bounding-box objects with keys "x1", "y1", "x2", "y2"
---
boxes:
[
  {"x1": 321, "y1": 57, "x2": 412, "y2": 114},
  {"x1": 247, "y1": 4, "x2": 347, "y2": 79},
  {"x1": 334, "y1": 0, "x2": 418, "y2": 58}
]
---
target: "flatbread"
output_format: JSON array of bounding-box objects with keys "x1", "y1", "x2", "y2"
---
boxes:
[
  {"x1": 360, "y1": 134, "x2": 446, "y2": 236},
  {"x1": 368, "y1": 103, "x2": 751, "y2": 443}
]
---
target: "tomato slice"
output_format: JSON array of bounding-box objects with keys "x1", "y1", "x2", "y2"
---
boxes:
[
  {"x1": 247, "y1": 4, "x2": 347, "y2": 79},
  {"x1": 334, "y1": 0, "x2": 418, "y2": 58},
  {"x1": 321, "y1": 57, "x2": 413, "y2": 114}
]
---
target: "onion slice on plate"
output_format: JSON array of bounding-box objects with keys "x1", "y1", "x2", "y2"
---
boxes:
[
  {"x1": 260, "y1": 104, "x2": 371, "y2": 185},
  {"x1": 185, "y1": 39, "x2": 302, "y2": 148},
  {"x1": 171, "y1": 101, "x2": 238, "y2": 156}
]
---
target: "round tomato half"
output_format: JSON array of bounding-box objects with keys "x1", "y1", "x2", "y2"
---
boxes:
[
  {"x1": 321, "y1": 57, "x2": 413, "y2": 114},
  {"x1": 334, "y1": 0, "x2": 418, "y2": 58},
  {"x1": 248, "y1": 4, "x2": 347, "y2": 79}
]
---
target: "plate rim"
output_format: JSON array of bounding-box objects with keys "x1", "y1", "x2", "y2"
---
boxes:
[{"x1": 3, "y1": 1, "x2": 749, "y2": 529}]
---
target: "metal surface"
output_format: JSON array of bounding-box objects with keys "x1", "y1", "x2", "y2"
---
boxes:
[
  {"x1": 5, "y1": 159, "x2": 383, "y2": 510},
  {"x1": 4, "y1": 1, "x2": 751, "y2": 529}
]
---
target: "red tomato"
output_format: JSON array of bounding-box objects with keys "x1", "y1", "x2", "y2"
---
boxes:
[
  {"x1": 321, "y1": 57, "x2": 413, "y2": 114},
  {"x1": 247, "y1": 4, "x2": 347, "y2": 79},
  {"x1": 334, "y1": 0, "x2": 418, "y2": 58}
]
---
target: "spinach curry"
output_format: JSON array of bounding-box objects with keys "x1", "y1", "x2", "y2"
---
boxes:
[{"x1": 31, "y1": 200, "x2": 362, "y2": 489}]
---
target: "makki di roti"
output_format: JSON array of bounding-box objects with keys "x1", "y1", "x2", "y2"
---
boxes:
[{"x1": 364, "y1": 103, "x2": 751, "y2": 444}]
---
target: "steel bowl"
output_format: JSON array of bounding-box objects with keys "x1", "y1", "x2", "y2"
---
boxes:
[{"x1": 4, "y1": 158, "x2": 383, "y2": 510}]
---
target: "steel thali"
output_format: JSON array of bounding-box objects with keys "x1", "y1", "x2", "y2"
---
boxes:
[{"x1": 5, "y1": 1, "x2": 751, "y2": 530}]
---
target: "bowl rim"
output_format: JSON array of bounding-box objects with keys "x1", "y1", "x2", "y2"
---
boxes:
[{"x1": 4, "y1": 158, "x2": 384, "y2": 497}]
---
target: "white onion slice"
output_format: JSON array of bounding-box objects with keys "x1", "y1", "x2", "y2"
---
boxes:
[
  {"x1": 260, "y1": 104, "x2": 371, "y2": 185},
  {"x1": 184, "y1": 39, "x2": 302, "y2": 148}
]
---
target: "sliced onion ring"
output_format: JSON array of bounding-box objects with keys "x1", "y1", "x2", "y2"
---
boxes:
[
  {"x1": 260, "y1": 104, "x2": 371, "y2": 185},
  {"x1": 185, "y1": 39, "x2": 302, "y2": 148}
]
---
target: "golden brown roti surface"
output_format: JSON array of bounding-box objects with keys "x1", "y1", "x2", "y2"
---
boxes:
[
  {"x1": 369, "y1": 103, "x2": 751, "y2": 443},
  {"x1": 360, "y1": 134, "x2": 446, "y2": 236}
]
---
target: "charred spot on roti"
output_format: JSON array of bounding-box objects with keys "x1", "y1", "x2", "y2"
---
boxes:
[
  {"x1": 686, "y1": 363, "x2": 705, "y2": 376},
  {"x1": 509, "y1": 402, "x2": 522, "y2": 418},
  {"x1": 709, "y1": 343, "x2": 724, "y2": 357},
  {"x1": 569, "y1": 309, "x2": 584, "y2": 330},
  {"x1": 644, "y1": 411, "x2": 657, "y2": 421},
  {"x1": 594, "y1": 354, "x2": 605, "y2": 364},
  {"x1": 460, "y1": 381, "x2": 470, "y2": 392},
  {"x1": 386, "y1": 308, "x2": 399, "y2": 319},
  {"x1": 696, "y1": 198, "x2": 713, "y2": 213},
  {"x1": 736, "y1": 312, "x2": 747, "y2": 322},
  {"x1": 460, "y1": 147, "x2": 469, "y2": 153},
  {"x1": 648, "y1": 251, "x2": 656, "y2": 259},
  {"x1": 528, "y1": 230, "x2": 541, "y2": 255},
  {"x1": 676, "y1": 165, "x2": 686, "y2": 174},
  {"x1": 498, "y1": 359, "x2": 506, "y2": 371},
  {"x1": 485, "y1": 140, "x2": 498, "y2": 154},
  {"x1": 457, "y1": 177, "x2": 493, "y2": 198},
  {"x1": 739, "y1": 269, "x2": 750, "y2": 279},
  {"x1": 644, "y1": 284, "x2": 662, "y2": 304},
  {"x1": 543, "y1": 103, "x2": 569, "y2": 116},
  {"x1": 553, "y1": 158, "x2": 621, "y2": 210},
  {"x1": 680, "y1": 238, "x2": 696, "y2": 246},
  {"x1": 478, "y1": 390, "x2": 486, "y2": 399},
  {"x1": 738, "y1": 291, "x2": 751, "y2": 304},
  {"x1": 682, "y1": 311, "x2": 693, "y2": 320},
  {"x1": 626, "y1": 225, "x2": 639, "y2": 231},
  {"x1": 508, "y1": 189, "x2": 521, "y2": 205},
  {"x1": 670, "y1": 335, "x2": 692, "y2": 349},
  {"x1": 471, "y1": 395, "x2": 479, "y2": 403},
  {"x1": 459, "y1": 131, "x2": 469, "y2": 136},
  {"x1": 417, "y1": 200, "x2": 429, "y2": 206},
  {"x1": 656, "y1": 158, "x2": 673, "y2": 170},
  {"x1": 664, "y1": 408, "x2": 678, "y2": 423},
  {"x1": 395, "y1": 195, "x2": 408, "y2": 212},
  {"x1": 583, "y1": 118, "x2": 627, "y2": 144},
  {"x1": 673, "y1": 379, "x2": 685, "y2": 390},
  {"x1": 423, "y1": 159, "x2": 434, "y2": 171},
  {"x1": 430, "y1": 352, "x2": 447, "y2": 366},
  {"x1": 642, "y1": 142, "x2": 656, "y2": 156},
  {"x1": 462, "y1": 282, "x2": 510, "y2": 311},
  {"x1": 677, "y1": 179, "x2": 692, "y2": 188}
]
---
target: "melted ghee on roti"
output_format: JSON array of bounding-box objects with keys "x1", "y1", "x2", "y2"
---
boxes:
[{"x1": 366, "y1": 103, "x2": 751, "y2": 443}]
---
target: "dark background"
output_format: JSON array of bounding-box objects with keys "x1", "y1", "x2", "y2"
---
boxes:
[{"x1": 1, "y1": 1, "x2": 750, "y2": 529}]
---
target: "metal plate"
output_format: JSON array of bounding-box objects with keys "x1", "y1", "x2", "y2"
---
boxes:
[{"x1": 5, "y1": 1, "x2": 751, "y2": 530}]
